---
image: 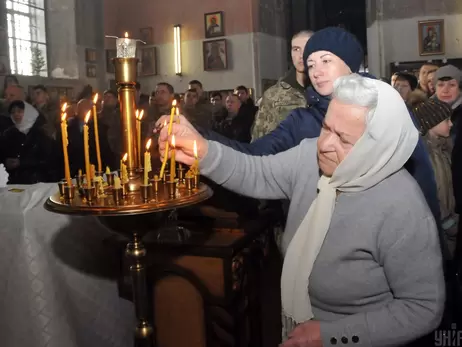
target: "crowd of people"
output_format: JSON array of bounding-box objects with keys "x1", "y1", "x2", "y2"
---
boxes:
[{"x1": 1, "y1": 25, "x2": 462, "y2": 346}]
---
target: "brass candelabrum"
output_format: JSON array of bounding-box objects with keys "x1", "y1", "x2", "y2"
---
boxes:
[{"x1": 45, "y1": 54, "x2": 212, "y2": 347}]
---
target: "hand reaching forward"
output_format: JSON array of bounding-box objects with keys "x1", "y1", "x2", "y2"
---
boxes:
[
  {"x1": 280, "y1": 321, "x2": 322, "y2": 347},
  {"x1": 154, "y1": 114, "x2": 195, "y2": 134},
  {"x1": 158, "y1": 122, "x2": 209, "y2": 166}
]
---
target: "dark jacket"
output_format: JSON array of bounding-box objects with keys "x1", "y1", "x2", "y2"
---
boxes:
[
  {"x1": 0, "y1": 114, "x2": 58, "y2": 184},
  {"x1": 200, "y1": 84, "x2": 440, "y2": 223},
  {"x1": 450, "y1": 105, "x2": 462, "y2": 213},
  {"x1": 212, "y1": 106, "x2": 256, "y2": 144}
]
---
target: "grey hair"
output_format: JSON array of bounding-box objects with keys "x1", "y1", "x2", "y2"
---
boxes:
[{"x1": 332, "y1": 74, "x2": 378, "y2": 122}]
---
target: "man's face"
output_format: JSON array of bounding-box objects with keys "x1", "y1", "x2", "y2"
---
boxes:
[
  {"x1": 188, "y1": 83, "x2": 202, "y2": 97},
  {"x1": 393, "y1": 78, "x2": 412, "y2": 102},
  {"x1": 225, "y1": 95, "x2": 241, "y2": 114},
  {"x1": 419, "y1": 64, "x2": 437, "y2": 91},
  {"x1": 211, "y1": 95, "x2": 222, "y2": 106},
  {"x1": 33, "y1": 89, "x2": 48, "y2": 106},
  {"x1": 317, "y1": 98, "x2": 367, "y2": 177},
  {"x1": 11, "y1": 106, "x2": 24, "y2": 124},
  {"x1": 436, "y1": 78, "x2": 460, "y2": 104},
  {"x1": 427, "y1": 71, "x2": 436, "y2": 94},
  {"x1": 184, "y1": 91, "x2": 198, "y2": 107},
  {"x1": 307, "y1": 50, "x2": 351, "y2": 96},
  {"x1": 102, "y1": 93, "x2": 118, "y2": 109},
  {"x1": 154, "y1": 85, "x2": 172, "y2": 107},
  {"x1": 5, "y1": 85, "x2": 24, "y2": 103},
  {"x1": 291, "y1": 34, "x2": 310, "y2": 73},
  {"x1": 235, "y1": 89, "x2": 248, "y2": 102}
]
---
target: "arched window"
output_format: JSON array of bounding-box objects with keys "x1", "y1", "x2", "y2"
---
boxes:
[{"x1": 6, "y1": 0, "x2": 48, "y2": 77}]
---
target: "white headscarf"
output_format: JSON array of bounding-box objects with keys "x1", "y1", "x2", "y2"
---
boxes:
[
  {"x1": 11, "y1": 101, "x2": 39, "y2": 134},
  {"x1": 281, "y1": 75, "x2": 419, "y2": 324}
]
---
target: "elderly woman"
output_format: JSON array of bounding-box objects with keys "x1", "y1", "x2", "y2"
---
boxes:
[{"x1": 159, "y1": 74, "x2": 445, "y2": 346}]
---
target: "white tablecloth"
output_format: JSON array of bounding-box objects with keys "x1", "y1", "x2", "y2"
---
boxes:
[{"x1": 0, "y1": 183, "x2": 134, "y2": 347}]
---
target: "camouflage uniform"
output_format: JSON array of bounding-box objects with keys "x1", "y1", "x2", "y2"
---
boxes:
[{"x1": 251, "y1": 71, "x2": 306, "y2": 140}]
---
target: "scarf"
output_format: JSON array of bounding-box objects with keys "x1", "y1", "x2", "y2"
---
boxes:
[
  {"x1": 11, "y1": 102, "x2": 39, "y2": 135},
  {"x1": 281, "y1": 77, "x2": 419, "y2": 325}
]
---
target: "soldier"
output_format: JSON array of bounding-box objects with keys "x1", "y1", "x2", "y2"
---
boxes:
[{"x1": 251, "y1": 30, "x2": 313, "y2": 140}]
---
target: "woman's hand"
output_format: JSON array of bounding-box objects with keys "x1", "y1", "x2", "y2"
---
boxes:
[
  {"x1": 154, "y1": 114, "x2": 194, "y2": 134},
  {"x1": 158, "y1": 122, "x2": 208, "y2": 166},
  {"x1": 281, "y1": 321, "x2": 323, "y2": 347}
]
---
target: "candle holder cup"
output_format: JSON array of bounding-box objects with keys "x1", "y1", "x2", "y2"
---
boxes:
[
  {"x1": 76, "y1": 175, "x2": 85, "y2": 189},
  {"x1": 84, "y1": 186, "x2": 97, "y2": 202},
  {"x1": 58, "y1": 180, "x2": 66, "y2": 196},
  {"x1": 178, "y1": 167, "x2": 185, "y2": 183},
  {"x1": 150, "y1": 177, "x2": 162, "y2": 194},
  {"x1": 184, "y1": 176, "x2": 193, "y2": 191},
  {"x1": 193, "y1": 174, "x2": 200, "y2": 189},
  {"x1": 112, "y1": 187, "x2": 124, "y2": 204},
  {"x1": 63, "y1": 185, "x2": 75, "y2": 201},
  {"x1": 166, "y1": 180, "x2": 177, "y2": 198},
  {"x1": 140, "y1": 185, "x2": 151, "y2": 202},
  {"x1": 106, "y1": 172, "x2": 115, "y2": 186},
  {"x1": 164, "y1": 174, "x2": 171, "y2": 183},
  {"x1": 95, "y1": 171, "x2": 103, "y2": 178}
]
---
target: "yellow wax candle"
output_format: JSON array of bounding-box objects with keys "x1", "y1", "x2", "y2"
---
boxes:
[
  {"x1": 83, "y1": 111, "x2": 92, "y2": 188},
  {"x1": 78, "y1": 169, "x2": 82, "y2": 177},
  {"x1": 193, "y1": 140, "x2": 199, "y2": 175},
  {"x1": 159, "y1": 101, "x2": 177, "y2": 178},
  {"x1": 92, "y1": 93, "x2": 102, "y2": 172},
  {"x1": 90, "y1": 164, "x2": 96, "y2": 180},
  {"x1": 113, "y1": 176, "x2": 122, "y2": 189},
  {"x1": 60, "y1": 104, "x2": 71, "y2": 187},
  {"x1": 121, "y1": 153, "x2": 128, "y2": 183},
  {"x1": 144, "y1": 139, "x2": 152, "y2": 186},
  {"x1": 136, "y1": 110, "x2": 144, "y2": 166},
  {"x1": 170, "y1": 135, "x2": 176, "y2": 181},
  {"x1": 176, "y1": 108, "x2": 183, "y2": 171},
  {"x1": 105, "y1": 166, "x2": 111, "y2": 175}
]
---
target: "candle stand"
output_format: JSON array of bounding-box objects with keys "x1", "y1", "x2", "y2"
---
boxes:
[{"x1": 45, "y1": 50, "x2": 212, "y2": 347}]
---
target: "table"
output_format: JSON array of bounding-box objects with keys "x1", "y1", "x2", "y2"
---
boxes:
[{"x1": 0, "y1": 183, "x2": 134, "y2": 347}]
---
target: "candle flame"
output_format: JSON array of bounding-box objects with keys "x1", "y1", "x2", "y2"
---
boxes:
[
  {"x1": 146, "y1": 138, "x2": 152, "y2": 150},
  {"x1": 122, "y1": 153, "x2": 128, "y2": 162},
  {"x1": 61, "y1": 113, "x2": 67, "y2": 122},
  {"x1": 93, "y1": 93, "x2": 98, "y2": 104},
  {"x1": 164, "y1": 120, "x2": 167, "y2": 127},
  {"x1": 176, "y1": 107, "x2": 180, "y2": 115},
  {"x1": 124, "y1": 32, "x2": 128, "y2": 38},
  {"x1": 171, "y1": 135, "x2": 175, "y2": 147},
  {"x1": 193, "y1": 140, "x2": 198, "y2": 158},
  {"x1": 84, "y1": 111, "x2": 91, "y2": 123},
  {"x1": 139, "y1": 109, "x2": 144, "y2": 120},
  {"x1": 135, "y1": 109, "x2": 139, "y2": 118},
  {"x1": 172, "y1": 100, "x2": 177, "y2": 107},
  {"x1": 61, "y1": 102, "x2": 67, "y2": 112}
]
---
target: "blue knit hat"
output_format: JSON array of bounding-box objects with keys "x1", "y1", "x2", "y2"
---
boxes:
[{"x1": 303, "y1": 27, "x2": 364, "y2": 73}]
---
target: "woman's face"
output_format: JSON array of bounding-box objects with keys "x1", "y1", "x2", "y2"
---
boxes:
[
  {"x1": 427, "y1": 72, "x2": 435, "y2": 94},
  {"x1": 11, "y1": 107, "x2": 24, "y2": 124},
  {"x1": 430, "y1": 119, "x2": 452, "y2": 138},
  {"x1": 317, "y1": 98, "x2": 367, "y2": 176},
  {"x1": 307, "y1": 51, "x2": 351, "y2": 96},
  {"x1": 436, "y1": 79, "x2": 460, "y2": 103}
]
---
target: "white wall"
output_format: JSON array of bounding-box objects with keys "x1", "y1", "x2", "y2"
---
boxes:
[
  {"x1": 368, "y1": 14, "x2": 462, "y2": 77},
  {"x1": 105, "y1": 33, "x2": 287, "y2": 98}
]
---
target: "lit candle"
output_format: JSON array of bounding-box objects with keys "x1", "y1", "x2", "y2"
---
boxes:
[
  {"x1": 83, "y1": 111, "x2": 92, "y2": 188},
  {"x1": 144, "y1": 139, "x2": 152, "y2": 186},
  {"x1": 60, "y1": 103, "x2": 72, "y2": 187},
  {"x1": 121, "y1": 153, "x2": 128, "y2": 183},
  {"x1": 105, "y1": 166, "x2": 111, "y2": 175},
  {"x1": 136, "y1": 109, "x2": 144, "y2": 166},
  {"x1": 170, "y1": 135, "x2": 176, "y2": 181},
  {"x1": 159, "y1": 100, "x2": 177, "y2": 179},
  {"x1": 193, "y1": 140, "x2": 199, "y2": 175},
  {"x1": 176, "y1": 108, "x2": 183, "y2": 171},
  {"x1": 92, "y1": 93, "x2": 102, "y2": 172},
  {"x1": 116, "y1": 32, "x2": 137, "y2": 58}
]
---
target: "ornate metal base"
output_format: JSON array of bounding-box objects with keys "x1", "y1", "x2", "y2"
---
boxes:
[{"x1": 45, "y1": 177, "x2": 213, "y2": 347}]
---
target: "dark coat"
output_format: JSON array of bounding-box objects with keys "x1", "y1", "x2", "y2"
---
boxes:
[{"x1": 0, "y1": 114, "x2": 58, "y2": 184}]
